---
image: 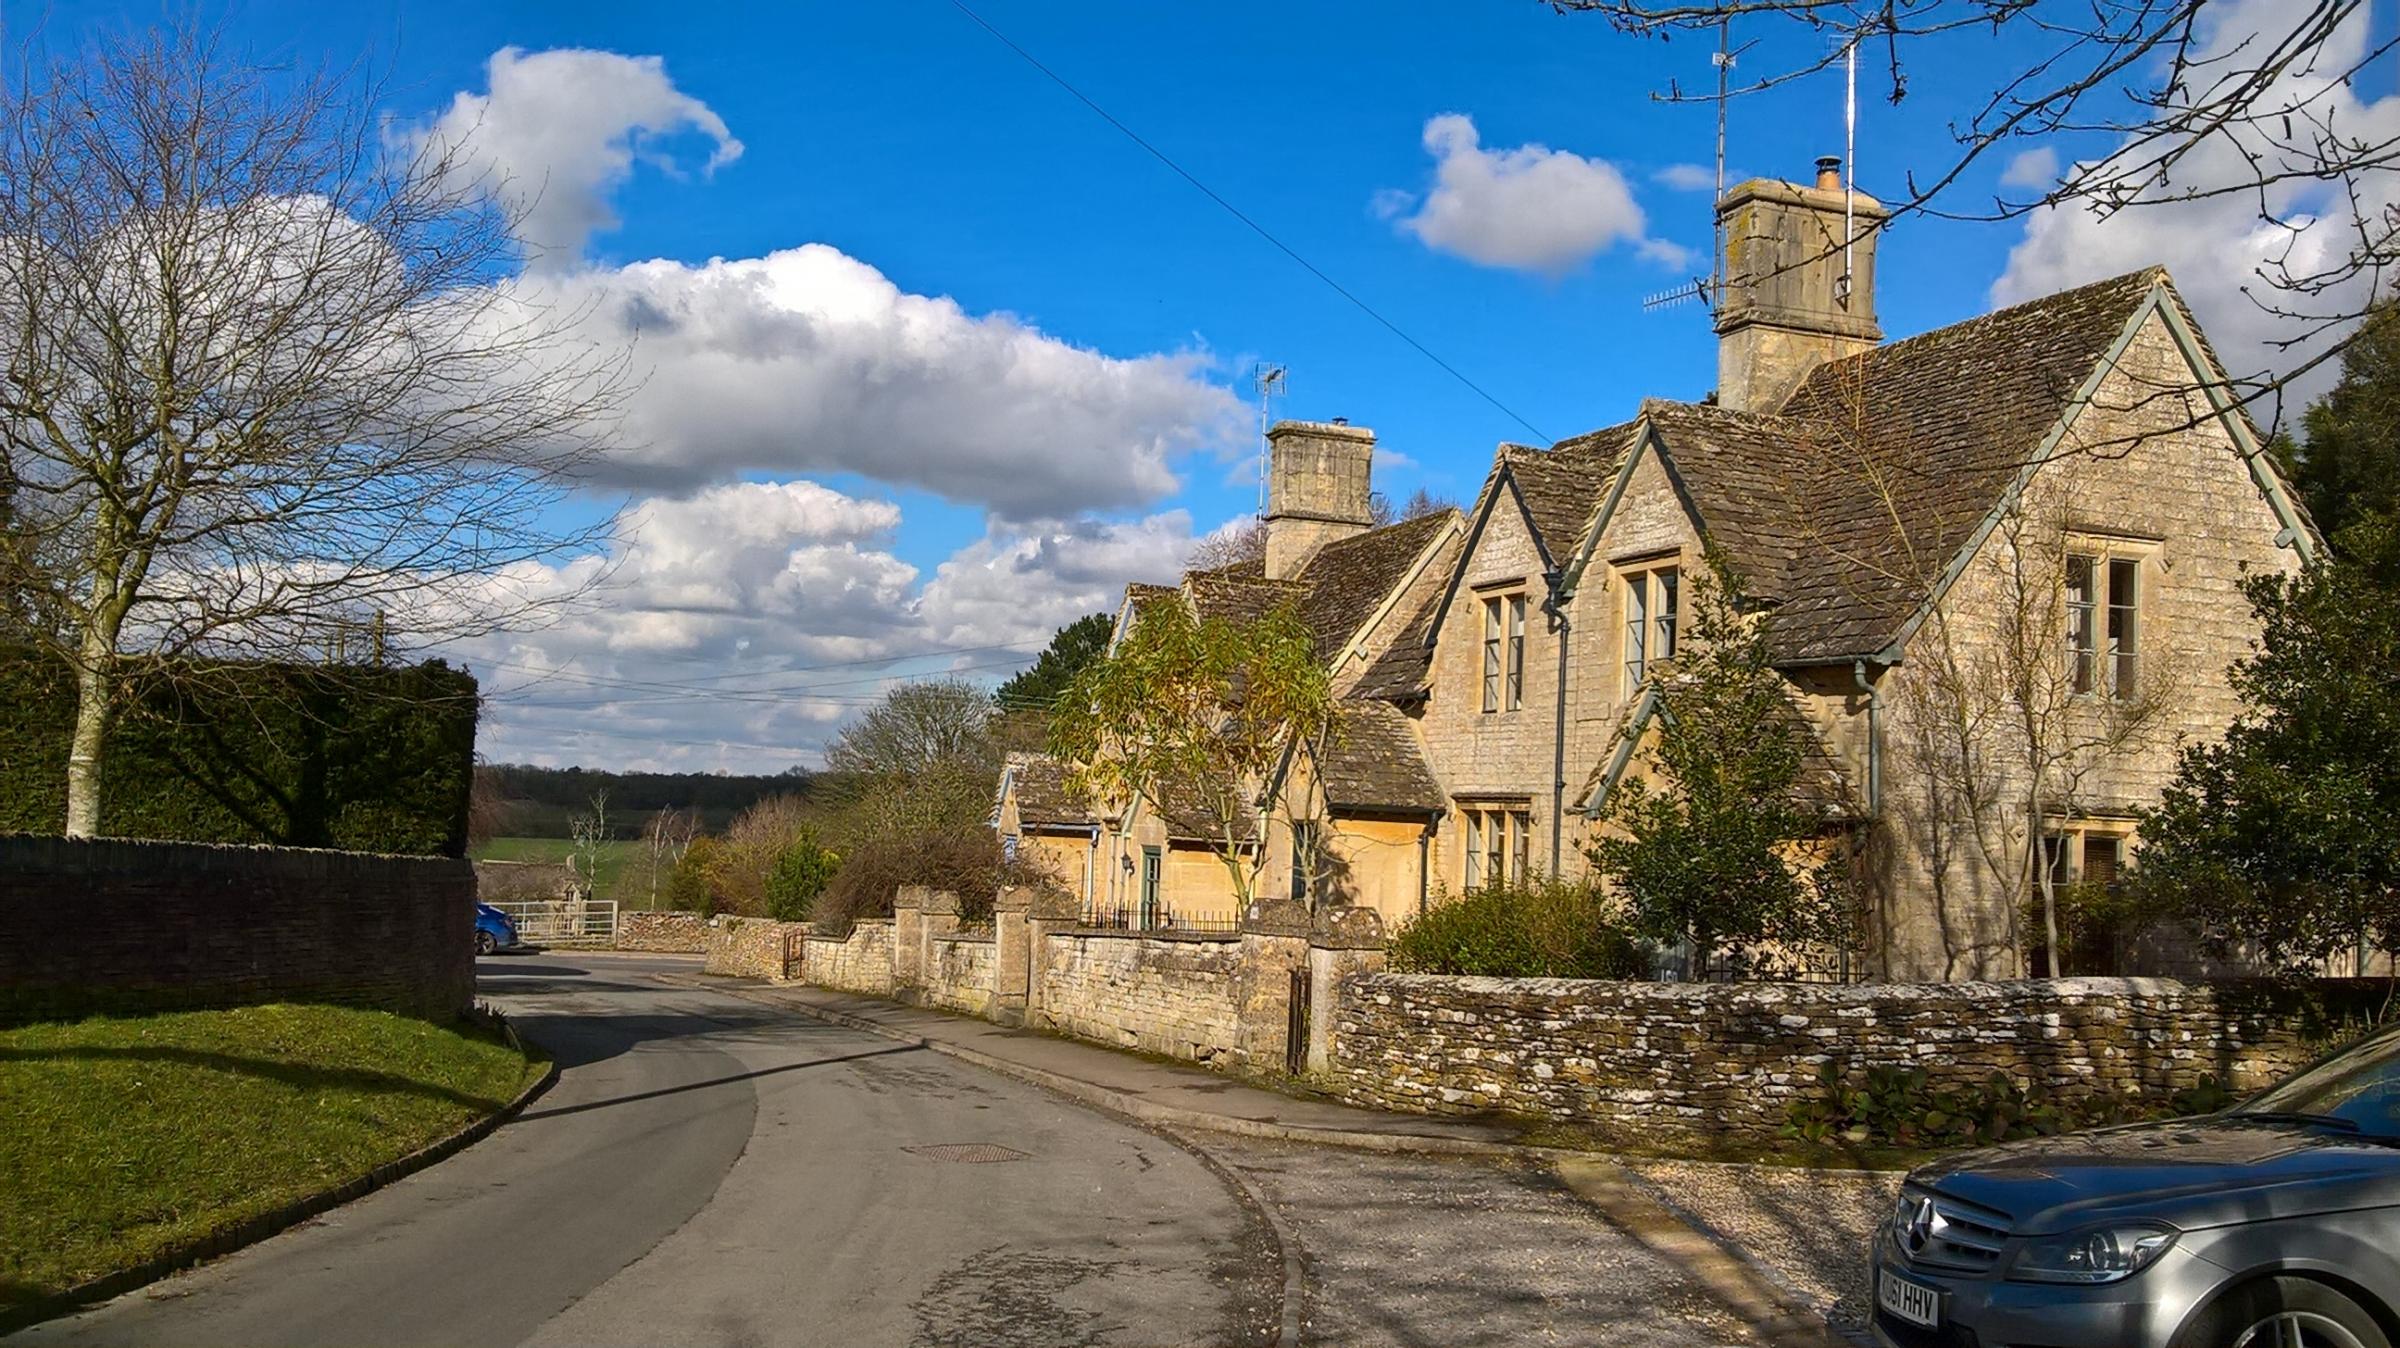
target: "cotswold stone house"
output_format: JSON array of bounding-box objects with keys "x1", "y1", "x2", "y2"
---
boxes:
[{"x1": 1002, "y1": 157, "x2": 2316, "y2": 981}]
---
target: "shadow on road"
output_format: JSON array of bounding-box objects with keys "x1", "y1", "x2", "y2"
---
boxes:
[{"x1": 510, "y1": 1043, "x2": 926, "y2": 1123}]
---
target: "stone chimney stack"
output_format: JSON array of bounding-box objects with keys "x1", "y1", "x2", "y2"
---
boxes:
[
  {"x1": 1263, "y1": 419, "x2": 1375, "y2": 580},
  {"x1": 1713, "y1": 156, "x2": 1887, "y2": 412}
]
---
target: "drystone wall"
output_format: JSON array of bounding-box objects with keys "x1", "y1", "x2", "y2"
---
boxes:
[
  {"x1": 924, "y1": 935, "x2": 996, "y2": 1016},
  {"x1": 1327, "y1": 974, "x2": 2367, "y2": 1142},
  {"x1": 617, "y1": 910, "x2": 708, "y2": 953},
  {"x1": 1037, "y1": 930, "x2": 1244, "y2": 1065},
  {"x1": 804, "y1": 920, "x2": 896, "y2": 996},
  {"x1": 703, "y1": 916, "x2": 802, "y2": 980}
]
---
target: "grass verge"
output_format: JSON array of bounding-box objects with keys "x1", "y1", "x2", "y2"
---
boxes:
[{"x1": 0, "y1": 1003, "x2": 542, "y2": 1314}]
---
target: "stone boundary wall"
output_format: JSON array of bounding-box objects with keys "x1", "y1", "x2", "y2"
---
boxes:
[
  {"x1": 617, "y1": 910, "x2": 708, "y2": 953},
  {"x1": 924, "y1": 934, "x2": 996, "y2": 1016},
  {"x1": 805, "y1": 920, "x2": 896, "y2": 996},
  {"x1": 1327, "y1": 974, "x2": 2361, "y2": 1142},
  {"x1": 0, "y1": 833, "x2": 472, "y2": 1021},
  {"x1": 1038, "y1": 929, "x2": 1245, "y2": 1065},
  {"x1": 703, "y1": 916, "x2": 803, "y2": 980}
]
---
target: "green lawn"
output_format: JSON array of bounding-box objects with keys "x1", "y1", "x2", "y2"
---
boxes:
[
  {"x1": 0, "y1": 1004, "x2": 542, "y2": 1315},
  {"x1": 473, "y1": 836, "x2": 661, "y2": 908}
]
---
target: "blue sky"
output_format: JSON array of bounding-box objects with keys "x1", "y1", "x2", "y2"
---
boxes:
[{"x1": 30, "y1": 0, "x2": 2379, "y2": 770}]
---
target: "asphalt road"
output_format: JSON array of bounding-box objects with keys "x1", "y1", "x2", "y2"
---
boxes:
[{"x1": 13, "y1": 953, "x2": 1279, "y2": 1348}]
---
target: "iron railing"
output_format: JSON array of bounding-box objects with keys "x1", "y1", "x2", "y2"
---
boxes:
[{"x1": 1079, "y1": 902, "x2": 1241, "y2": 936}]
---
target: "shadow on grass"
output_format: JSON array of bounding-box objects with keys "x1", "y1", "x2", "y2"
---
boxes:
[{"x1": 0, "y1": 1045, "x2": 514, "y2": 1112}]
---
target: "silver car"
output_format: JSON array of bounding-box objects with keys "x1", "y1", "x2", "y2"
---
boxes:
[{"x1": 1872, "y1": 1021, "x2": 2400, "y2": 1348}]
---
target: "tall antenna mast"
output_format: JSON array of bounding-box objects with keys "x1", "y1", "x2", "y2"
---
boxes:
[
  {"x1": 1712, "y1": 19, "x2": 1731, "y2": 309},
  {"x1": 1252, "y1": 363, "x2": 1287, "y2": 516},
  {"x1": 1839, "y1": 28, "x2": 1857, "y2": 306},
  {"x1": 1644, "y1": 24, "x2": 1735, "y2": 315}
]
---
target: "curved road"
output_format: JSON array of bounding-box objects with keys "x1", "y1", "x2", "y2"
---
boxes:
[{"x1": 15, "y1": 954, "x2": 1280, "y2": 1348}]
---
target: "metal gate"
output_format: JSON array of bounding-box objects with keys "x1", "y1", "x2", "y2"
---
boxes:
[
  {"x1": 487, "y1": 898, "x2": 618, "y2": 946},
  {"x1": 782, "y1": 926, "x2": 808, "y2": 981},
  {"x1": 1285, "y1": 968, "x2": 1311, "y2": 1074}
]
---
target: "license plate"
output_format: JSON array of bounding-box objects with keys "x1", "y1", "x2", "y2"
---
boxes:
[{"x1": 1879, "y1": 1269, "x2": 1941, "y2": 1329}]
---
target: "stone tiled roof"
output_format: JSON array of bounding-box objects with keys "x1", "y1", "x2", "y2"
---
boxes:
[
  {"x1": 1760, "y1": 267, "x2": 2166, "y2": 662},
  {"x1": 1503, "y1": 422, "x2": 1634, "y2": 563},
  {"x1": 1313, "y1": 699, "x2": 1446, "y2": 814},
  {"x1": 1635, "y1": 400, "x2": 1821, "y2": 602},
  {"x1": 1350, "y1": 587, "x2": 1442, "y2": 703},
  {"x1": 1150, "y1": 777, "x2": 1261, "y2": 845},
  {"x1": 1187, "y1": 571, "x2": 1311, "y2": 628},
  {"x1": 1000, "y1": 752, "x2": 1094, "y2": 828},
  {"x1": 1293, "y1": 510, "x2": 1458, "y2": 663}
]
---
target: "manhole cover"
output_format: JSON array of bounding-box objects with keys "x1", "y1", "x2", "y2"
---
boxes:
[{"x1": 903, "y1": 1142, "x2": 1030, "y2": 1164}]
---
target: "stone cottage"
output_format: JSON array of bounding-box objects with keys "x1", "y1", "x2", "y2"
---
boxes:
[{"x1": 1003, "y1": 156, "x2": 2316, "y2": 981}]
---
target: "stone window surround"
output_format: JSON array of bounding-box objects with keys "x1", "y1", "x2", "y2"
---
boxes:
[
  {"x1": 1474, "y1": 581, "x2": 1528, "y2": 715},
  {"x1": 1458, "y1": 798, "x2": 1533, "y2": 891},
  {"x1": 2064, "y1": 530, "x2": 2161, "y2": 702},
  {"x1": 2040, "y1": 815, "x2": 2139, "y2": 891},
  {"x1": 1607, "y1": 550, "x2": 1682, "y2": 697}
]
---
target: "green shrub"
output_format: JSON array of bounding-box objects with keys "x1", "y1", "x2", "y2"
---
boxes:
[
  {"x1": 1783, "y1": 1061, "x2": 2234, "y2": 1149},
  {"x1": 812, "y1": 828, "x2": 1056, "y2": 937},
  {"x1": 764, "y1": 834, "x2": 839, "y2": 922},
  {"x1": 668, "y1": 837, "x2": 723, "y2": 917},
  {"x1": 1387, "y1": 878, "x2": 1652, "y2": 979},
  {"x1": 0, "y1": 647, "x2": 475, "y2": 855}
]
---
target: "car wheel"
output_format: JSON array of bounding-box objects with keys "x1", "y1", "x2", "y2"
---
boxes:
[
  {"x1": 2186, "y1": 1277, "x2": 2392, "y2": 1348},
  {"x1": 475, "y1": 930, "x2": 497, "y2": 956}
]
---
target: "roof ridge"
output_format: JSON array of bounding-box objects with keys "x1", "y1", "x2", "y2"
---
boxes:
[{"x1": 1803, "y1": 266, "x2": 2163, "y2": 382}]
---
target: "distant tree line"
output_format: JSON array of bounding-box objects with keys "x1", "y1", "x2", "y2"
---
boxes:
[{"x1": 477, "y1": 763, "x2": 815, "y2": 838}]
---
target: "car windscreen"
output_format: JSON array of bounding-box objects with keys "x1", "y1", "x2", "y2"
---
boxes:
[{"x1": 2236, "y1": 1026, "x2": 2400, "y2": 1138}]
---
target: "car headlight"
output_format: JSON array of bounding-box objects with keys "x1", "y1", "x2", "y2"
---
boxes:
[{"x1": 2007, "y1": 1223, "x2": 2177, "y2": 1284}]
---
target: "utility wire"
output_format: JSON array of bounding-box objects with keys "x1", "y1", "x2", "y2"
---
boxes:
[{"x1": 945, "y1": 0, "x2": 1551, "y2": 444}]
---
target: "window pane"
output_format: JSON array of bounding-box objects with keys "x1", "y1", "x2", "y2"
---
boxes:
[
  {"x1": 2065, "y1": 555, "x2": 2097, "y2": 694},
  {"x1": 1506, "y1": 595, "x2": 1526, "y2": 711},
  {"x1": 1482, "y1": 598, "x2": 1501, "y2": 713},
  {"x1": 2084, "y1": 835, "x2": 2122, "y2": 891},
  {"x1": 1512, "y1": 811, "x2": 1531, "y2": 882},
  {"x1": 1464, "y1": 813, "x2": 1482, "y2": 889},
  {"x1": 2108, "y1": 558, "x2": 2140, "y2": 698},
  {"x1": 1656, "y1": 568, "x2": 1679, "y2": 660},
  {"x1": 1485, "y1": 811, "x2": 1505, "y2": 886},
  {"x1": 1624, "y1": 573, "x2": 1648, "y2": 689},
  {"x1": 2040, "y1": 833, "x2": 2070, "y2": 888}
]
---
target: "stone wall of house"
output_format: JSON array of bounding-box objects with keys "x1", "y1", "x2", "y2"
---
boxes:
[
  {"x1": 804, "y1": 920, "x2": 896, "y2": 996},
  {"x1": 617, "y1": 910, "x2": 709, "y2": 952},
  {"x1": 0, "y1": 834, "x2": 472, "y2": 1020},
  {"x1": 1037, "y1": 930, "x2": 1246, "y2": 1065},
  {"x1": 925, "y1": 934, "x2": 997, "y2": 1016},
  {"x1": 1327, "y1": 973, "x2": 2359, "y2": 1142},
  {"x1": 1870, "y1": 307, "x2": 2309, "y2": 981},
  {"x1": 704, "y1": 916, "x2": 802, "y2": 980}
]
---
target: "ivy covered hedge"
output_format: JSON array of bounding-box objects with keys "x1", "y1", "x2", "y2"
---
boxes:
[{"x1": 0, "y1": 650, "x2": 477, "y2": 857}]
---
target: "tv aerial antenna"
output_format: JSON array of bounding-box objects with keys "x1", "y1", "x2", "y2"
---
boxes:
[
  {"x1": 1642, "y1": 20, "x2": 1736, "y2": 314},
  {"x1": 1252, "y1": 363, "x2": 1287, "y2": 515}
]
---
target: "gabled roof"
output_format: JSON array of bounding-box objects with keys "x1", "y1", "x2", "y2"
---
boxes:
[
  {"x1": 1311, "y1": 699, "x2": 1446, "y2": 814},
  {"x1": 1762, "y1": 267, "x2": 2172, "y2": 663},
  {"x1": 996, "y1": 752, "x2": 1095, "y2": 829},
  {"x1": 1187, "y1": 571, "x2": 1310, "y2": 628},
  {"x1": 1351, "y1": 586, "x2": 1442, "y2": 703},
  {"x1": 1292, "y1": 510, "x2": 1457, "y2": 665},
  {"x1": 1503, "y1": 423, "x2": 1631, "y2": 564},
  {"x1": 1149, "y1": 777, "x2": 1260, "y2": 845},
  {"x1": 1632, "y1": 401, "x2": 1821, "y2": 603}
]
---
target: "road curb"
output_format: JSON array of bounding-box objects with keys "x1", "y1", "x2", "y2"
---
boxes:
[
  {"x1": 690, "y1": 973, "x2": 1860, "y2": 1348},
  {"x1": 0, "y1": 1027, "x2": 559, "y2": 1337}
]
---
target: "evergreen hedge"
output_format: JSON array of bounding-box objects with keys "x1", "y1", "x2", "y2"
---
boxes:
[{"x1": 0, "y1": 649, "x2": 477, "y2": 856}]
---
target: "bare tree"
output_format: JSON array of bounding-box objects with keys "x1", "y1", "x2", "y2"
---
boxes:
[
  {"x1": 1552, "y1": 1, "x2": 2395, "y2": 420},
  {"x1": 641, "y1": 805, "x2": 698, "y2": 908},
  {"x1": 0, "y1": 23, "x2": 624, "y2": 836},
  {"x1": 1187, "y1": 516, "x2": 1265, "y2": 572},
  {"x1": 568, "y1": 789, "x2": 612, "y2": 898}
]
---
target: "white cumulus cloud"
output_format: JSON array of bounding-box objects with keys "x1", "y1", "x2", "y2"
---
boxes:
[
  {"x1": 413, "y1": 47, "x2": 743, "y2": 264},
  {"x1": 1653, "y1": 162, "x2": 1717, "y2": 192},
  {"x1": 1998, "y1": 146, "x2": 2060, "y2": 192},
  {"x1": 503, "y1": 245, "x2": 1243, "y2": 519},
  {"x1": 1377, "y1": 114, "x2": 1678, "y2": 275}
]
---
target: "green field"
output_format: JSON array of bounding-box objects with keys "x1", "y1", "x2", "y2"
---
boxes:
[
  {"x1": 0, "y1": 1004, "x2": 541, "y2": 1316},
  {"x1": 473, "y1": 836, "x2": 661, "y2": 909}
]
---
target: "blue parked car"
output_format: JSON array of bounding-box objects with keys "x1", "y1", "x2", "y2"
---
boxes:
[{"x1": 474, "y1": 903, "x2": 521, "y2": 956}]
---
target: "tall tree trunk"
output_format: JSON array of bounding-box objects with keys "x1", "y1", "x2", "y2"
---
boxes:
[{"x1": 64, "y1": 624, "x2": 118, "y2": 837}]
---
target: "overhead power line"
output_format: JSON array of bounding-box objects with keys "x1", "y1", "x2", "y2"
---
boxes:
[{"x1": 944, "y1": 0, "x2": 1551, "y2": 444}]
